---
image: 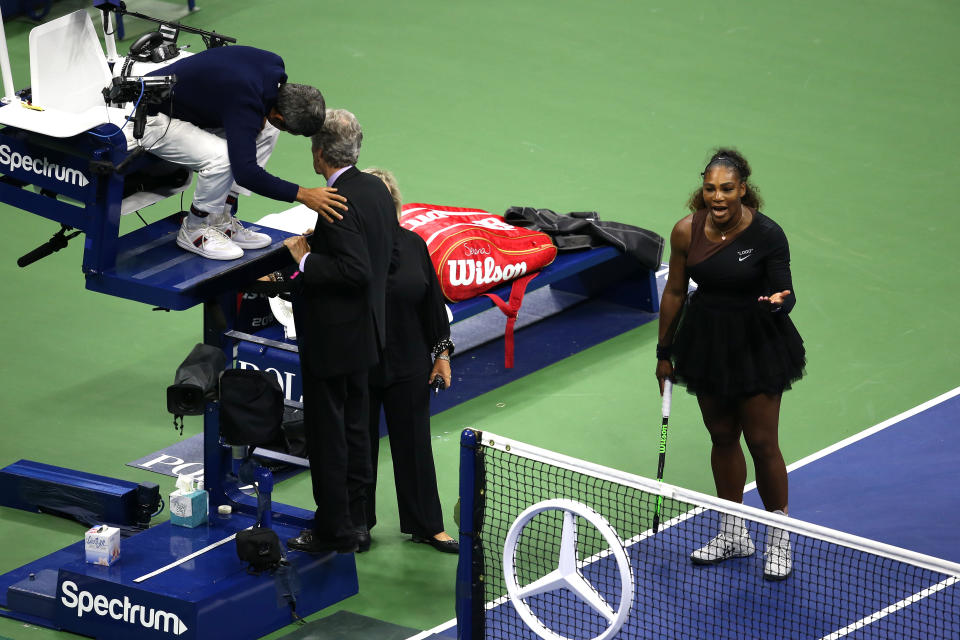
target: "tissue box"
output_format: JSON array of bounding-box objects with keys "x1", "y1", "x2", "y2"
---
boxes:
[
  {"x1": 169, "y1": 489, "x2": 208, "y2": 528},
  {"x1": 84, "y1": 526, "x2": 121, "y2": 566}
]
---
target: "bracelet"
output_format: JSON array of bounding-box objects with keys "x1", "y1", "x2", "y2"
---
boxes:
[
  {"x1": 435, "y1": 354, "x2": 450, "y2": 362},
  {"x1": 432, "y1": 338, "x2": 455, "y2": 358},
  {"x1": 655, "y1": 344, "x2": 672, "y2": 361}
]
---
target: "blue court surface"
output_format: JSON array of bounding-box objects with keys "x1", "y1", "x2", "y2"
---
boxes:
[
  {"x1": 743, "y1": 387, "x2": 960, "y2": 565},
  {"x1": 484, "y1": 526, "x2": 956, "y2": 639},
  {"x1": 413, "y1": 388, "x2": 960, "y2": 639}
]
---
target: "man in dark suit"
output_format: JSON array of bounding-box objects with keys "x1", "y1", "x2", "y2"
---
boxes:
[{"x1": 283, "y1": 109, "x2": 396, "y2": 553}]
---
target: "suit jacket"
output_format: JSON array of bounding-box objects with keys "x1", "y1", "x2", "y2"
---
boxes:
[{"x1": 292, "y1": 166, "x2": 397, "y2": 379}]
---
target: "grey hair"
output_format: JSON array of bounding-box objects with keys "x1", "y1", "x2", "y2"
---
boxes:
[
  {"x1": 363, "y1": 167, "x2": 402, "y2": 220},
  {"x1": 311, "y1": 109, "x2": 363, "y2": 167},
  {"x1": 275, "y1": 83, "x2": 326, "y2": 136}
]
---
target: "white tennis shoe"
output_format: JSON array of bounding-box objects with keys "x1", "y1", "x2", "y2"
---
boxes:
[
  {"x1": 764, "y1": 524, "x2": 792, "y2": 581},
  {"x1": 690, "y1": 531, "x2": 756, "y2": 564},
  {"x1": 176, "y1": 222, "x2": 244, "y2": 260},
  {"x1": 691, "y1": 513, "x2": 755, "y2": 564},
  {"x1": 216, "y1": 215, "x2": 271, "y2": 249}
]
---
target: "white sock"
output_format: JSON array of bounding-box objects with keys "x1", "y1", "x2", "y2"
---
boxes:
[
  {"x1": 767, "y1": 510, "x2": 789, "y2": 547},
  {"x1": 720, "y1": 513, "x2": 747, "y2": 538}
]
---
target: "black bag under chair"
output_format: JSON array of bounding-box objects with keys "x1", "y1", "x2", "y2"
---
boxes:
[
  {"x1": 236, "y1": 526, "x2": 282, "y2": 574},
  {"x1": 219, "y1": 369, "x2": 284, "y2": 447},
  {"x1": 235, "y1": 525, "x2": 304, "y2": 621}
]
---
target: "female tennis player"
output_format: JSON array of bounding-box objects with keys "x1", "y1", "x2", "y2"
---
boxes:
[{"x1": 655, "y1": 148, "x2": 805, "y2": 580}]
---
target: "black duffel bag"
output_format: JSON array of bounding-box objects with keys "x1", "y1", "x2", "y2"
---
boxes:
[{"x1": 219, "y1": 369, "x2": 284, "y2": 447}]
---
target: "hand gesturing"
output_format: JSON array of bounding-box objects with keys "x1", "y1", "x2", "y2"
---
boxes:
[{"x1": 758, "y1": 290, "x2": 791, "y2": 309}]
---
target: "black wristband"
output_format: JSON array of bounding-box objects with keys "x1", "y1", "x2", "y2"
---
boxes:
[{"x1": 656, "y1": 344, "x2": 672, "y2": 361}]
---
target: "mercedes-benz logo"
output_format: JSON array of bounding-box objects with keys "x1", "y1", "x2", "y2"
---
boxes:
[{"x1": 503, "y1": 499, "x2": 634, "y2": 640}]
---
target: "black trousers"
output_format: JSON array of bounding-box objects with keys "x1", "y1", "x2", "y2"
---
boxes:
[
  {"x1": 366, "y1": 375, "x2": 444, "y2": 538},
  {"x1": 301, "y1": 368, "x2": 371, "y2": 544}
]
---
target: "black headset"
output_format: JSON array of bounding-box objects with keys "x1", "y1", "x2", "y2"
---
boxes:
[{"x1": 128, "y1": 31, "x2": 180, "y2": 64}]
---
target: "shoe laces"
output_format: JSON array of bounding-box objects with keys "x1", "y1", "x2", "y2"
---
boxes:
[
  {"x1": 697, "y1": 533, "x2": 735, "y2": 554},
  {"x1": 219, "y1": 216, "x2": 246, "y2": 236},
  {"x1": 198, "y1": 225, "x2": 234, "y2": 247},
  {"x1": 712, "y1": 533, "x2": 733, "y2": 546}
]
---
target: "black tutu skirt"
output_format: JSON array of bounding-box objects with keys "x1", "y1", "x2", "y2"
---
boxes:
[{"x1": 671, "y1": 293, "x2": 806, "y2": 398}]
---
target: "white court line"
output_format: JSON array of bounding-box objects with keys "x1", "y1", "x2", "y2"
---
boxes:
[
  {"x1": 404, "y1": 618, "x2": 456, "y2": 640},
  {"x1": 783, "y1": 385, "x2": 960, "y2": 638},
  {"x1": 743, "y1": 384, "x2": 960, "y2": 494},
  {"x1": 133, "y1": 528, "x2": 250, "y2": 583},
  {"x1": 818, "y1": 576, "x2": 960, "y2": 640},
  {"x1": 402, "y1": 386, "x2": 960, "y2": 640}
]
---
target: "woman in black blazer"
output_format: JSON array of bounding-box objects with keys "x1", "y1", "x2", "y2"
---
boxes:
[{"x1": 362, "y1": 168, "x2": 458, "y2": 554}]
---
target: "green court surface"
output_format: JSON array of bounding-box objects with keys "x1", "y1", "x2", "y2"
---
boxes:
[{"x1": 1, "y1": 1, "x2": 958, "y2": 638}]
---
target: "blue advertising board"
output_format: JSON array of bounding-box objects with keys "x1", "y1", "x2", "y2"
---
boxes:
[
  {"x1": 0, "y1": 130, "x2": 96, "y2": 202},
  {"x1": 55, "y1": 570, "x2": 195, "y2": 639}
]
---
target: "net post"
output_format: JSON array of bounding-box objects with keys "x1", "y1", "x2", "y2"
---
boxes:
[{"x1": 456, "y1": 428, "x2": 483, "y2": 640}]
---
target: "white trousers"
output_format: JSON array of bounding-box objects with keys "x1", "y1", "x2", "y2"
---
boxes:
[{"x1": 122, "y1": 115, "x2": 281, "y2": 216}]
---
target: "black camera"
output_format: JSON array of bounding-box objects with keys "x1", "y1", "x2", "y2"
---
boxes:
[
  {"x1": 135, "y1": 482, "x2": 162, "y2": 528},
  {"x1": 167, "y1": 343, "x2": 226, "y2": 417},
  {"x1": 102, "y1": 75, "x2": 176, "y2": 106},
  {"x1": 102, "y1": 75, "x2": 176, "y2": 139}
]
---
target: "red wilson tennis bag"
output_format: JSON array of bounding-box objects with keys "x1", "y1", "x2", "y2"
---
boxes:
[
  {"x1": 401, "y1": 203, "x2": 558, "y2": 368},
  {"x1": 400, "y1": 203, "x2": 557, "y2": 301}
]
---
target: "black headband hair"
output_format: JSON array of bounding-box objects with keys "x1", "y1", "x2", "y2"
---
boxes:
[{"x1": 701, "y1": 154, "x2": 747, "y2": 179}]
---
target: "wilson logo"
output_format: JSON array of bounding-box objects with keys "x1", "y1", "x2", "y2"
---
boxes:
[
  {"x1": 60, "y1": 580, "x2": 188, "y2": 635},
  {"x1": 448, "y1": 257, "x2": 528, "y2": 287},
  {"x1": 0, "y1": 144, "x2": 89, "y2": 187}
]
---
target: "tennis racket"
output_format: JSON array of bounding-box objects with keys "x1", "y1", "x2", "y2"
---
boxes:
[{"x1": 652, "y1": 379, "x2": 673, "y2": 533}]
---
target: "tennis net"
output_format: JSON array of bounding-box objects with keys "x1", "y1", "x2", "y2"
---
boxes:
[{"x1": 454, "y1": 429, "x2": 960, "y2": 640}]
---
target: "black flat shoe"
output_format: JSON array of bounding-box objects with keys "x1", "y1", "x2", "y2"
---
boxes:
[
  {"x1": 412, "y1": 535, "x2": 459, "y2": 554},
  {"x1": 287, "y1": 529, "x2": 358, "y2": 554},
  {"x1": 355, "y1": 527, "x2": 372, "y2": 553}
]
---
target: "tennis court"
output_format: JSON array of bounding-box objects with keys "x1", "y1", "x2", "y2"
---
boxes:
[
  {"x1": 1, "y1": 2, "x2": 959, "y2": 639},
  {"x1": 421, "y1": 388, "x2": 960, "y2": 639},
  {"x1": 487, "y1": 527, "x2": 957, "y2": 639},
  {"x1": 744, "y1": 387, "x2": 960, "y2": 565}
]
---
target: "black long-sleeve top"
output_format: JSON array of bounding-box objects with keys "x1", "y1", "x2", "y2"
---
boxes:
[
  {"x1": 371, "y1": 228, "x2": 451, "y2": 388},
  {"x1": 686, "y1": 209, "x2": 796, "y2": 314}
]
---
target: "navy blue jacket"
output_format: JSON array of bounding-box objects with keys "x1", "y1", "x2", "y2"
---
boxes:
[{"x1": 148, "y1": 46, "x2": 299, "y2": 202}]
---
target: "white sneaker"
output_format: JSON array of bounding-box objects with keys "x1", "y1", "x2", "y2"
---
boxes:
[
  {"x1": 690, "y1": 531, "x2": 756, "y2": 565},
  {"x1": 764, "y1": 525, "x2": 792, "y2": 581},
  {"x1": 176, "y1": 223, "x2": 243, "y2": 260},
  {"x1": 216, "y1": 216, "x2": 271, "y2": 249},
  {"x1": 691, "y1": 513, "x2": 756, "y2": 565}
]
